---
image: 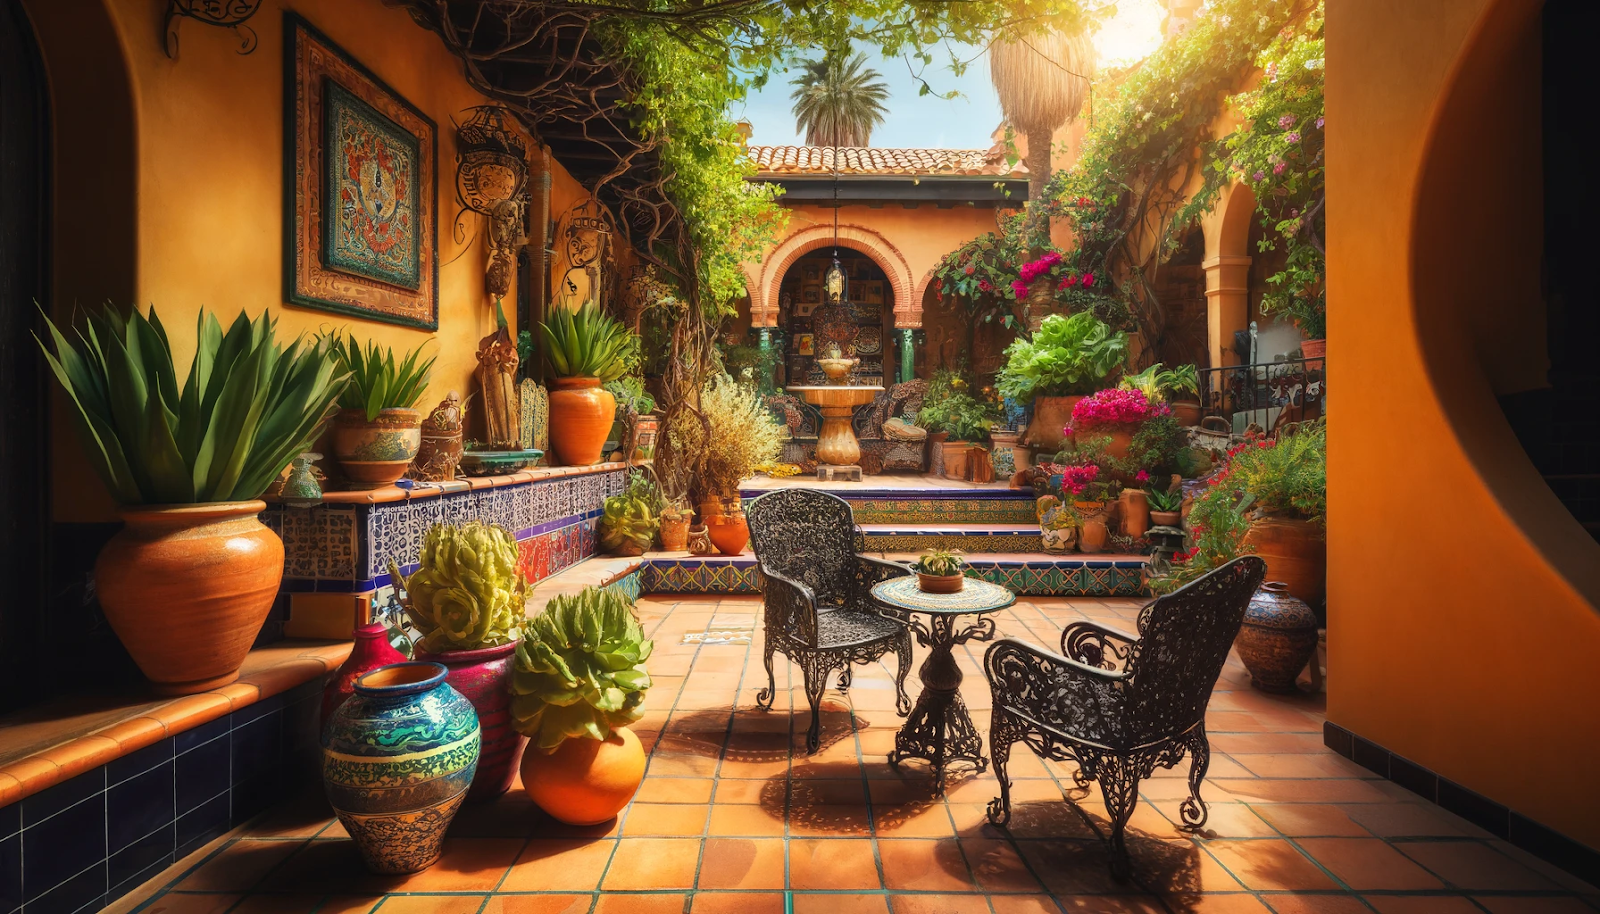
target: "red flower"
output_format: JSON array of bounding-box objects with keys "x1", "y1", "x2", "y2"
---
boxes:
[
  {"x1": 1082, "y1": 272, "x2": 1096, "y2": 288},
  {"x1": 964, "y1": 266, "x2": 975, "y2": 275}
]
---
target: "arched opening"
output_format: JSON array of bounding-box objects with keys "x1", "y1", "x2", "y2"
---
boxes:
[{"x1": 772, "y1": 247, "x2": 897, "y2": 387}]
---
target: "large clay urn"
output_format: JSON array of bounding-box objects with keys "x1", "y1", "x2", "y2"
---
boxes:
[
  {"x1": 96, "y1": 501, "x2": 284, "y2": 695},
  {"x1": 521, "y1": 727, "x2": 646, "y2": 826},
  {"x1": 1024, "y1": 395, "x2": 1082, "y2": 455},
  {"x1": 1236, "y1": 582, "x2": 1319, "y2": 693},
  {"x1": 332, "y1": 408, "x2": 423, "y2": 489},
  {"x1": 1243, "y1": 515, "x2": 1327, "y2": 609},
  {"x1": 548, "y1": 377, "x2": 616, "y2": 466},
  {"x1": 417, "y1": 641, "x2": 525, "y2": 802}
]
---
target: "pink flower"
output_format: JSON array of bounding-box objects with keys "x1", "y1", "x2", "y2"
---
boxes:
[
  {"x1": 1082, "y1": 272, "x2": 1095, "y2": 288},
  {"x1": 978, "y1": 279, "x2": 992, "y2": 292},
  {"x1": 1059, "y1": 464, "x2": 1100, "y2": 496},
  {"x1": 1010, "y1": 279, "x2": 1028, "y2": 299},
  {"x1": 1286, "y1": 132, "x2": 1300, "y2": 143},
  {"x1": 1315, "y1": 116, "x2": 1325, "y2": 129},
  {"x1": 1273, "y1": 162, "x2": 1287, "y2": 174},
  {"x1": 1071, "y1": 388, "x2": 1171, "y2": 428},
  {"x1": 1135, "y1": 470, "x2": 1150, "y2": 484},
  {"x1": 1253, "y1": 170, "x2": 1266, "y2": 182},
  {"x1": 1278, "y1": 114, "x2": 1295, "y2": 129},
  {"x1": 1017, "y1": 251, "x2": 1063, "y2": 284},
  {"x1": 1058, "y1": 273, "x2": 1078, "y2": 290}
]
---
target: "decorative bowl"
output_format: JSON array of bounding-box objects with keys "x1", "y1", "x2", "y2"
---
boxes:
[{"x1": 816, "y1": 357, "x2": 857, "y2": 384}]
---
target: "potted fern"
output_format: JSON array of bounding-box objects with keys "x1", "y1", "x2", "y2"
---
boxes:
[
  {"x1": 36, "y1": 306, "x2": 347, "y2": 694},
  {"x1": 326, "y1": 333, "x2": 436, "y2": 488},
  {"x1": 512, "y1": 586, "x2": 653, "y2": 825},
  {"x1": 539, "y1": 303, "x2": 632, "y2": 466}
]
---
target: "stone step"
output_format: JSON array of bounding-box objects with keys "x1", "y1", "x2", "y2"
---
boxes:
[
  {"x1": 858, "y1": 523, "x2": 1042, "y2": 553},
  {"x1": 742, "y1": 484, "x2": 1038, "y2": 525}
]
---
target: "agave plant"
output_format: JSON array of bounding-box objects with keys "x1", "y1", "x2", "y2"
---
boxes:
[
  {"x1": 36, "y1": 305, "x2": 348, "y2": 505},
  {"x1": 325, "y1": 332, "x2": 437, "y2": 421},
  {"x1": 388, "y1": 522, "x2": 527, "y2": 653},
  {"x1": 511, "y1": 587, "x2": 653, "y2": 751},
  {"x1": 599, "y1": 470, "x2": 662, "y2": 555},
  {"x1": 538, "y1": 302, "x2": 630, "y2": 381}
]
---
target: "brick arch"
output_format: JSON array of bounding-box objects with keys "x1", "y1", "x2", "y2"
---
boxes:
[
  {"x1": 907, "y1": 267, "x2": 944, "y2": 330},
  {"x1": 754, "y1": 224, "x2": 915, "y2": 328}
]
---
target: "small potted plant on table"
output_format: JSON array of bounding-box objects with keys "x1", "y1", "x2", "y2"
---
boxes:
[
  {"x1": 913, "y1": 549, "x2": 968, "y2": 593},
  {"x1": 327, "y1": 334, "x2": 436, "y2": 488},
  {"x1": 513, "y1": 586, "x2": 653, "y2": 825}
]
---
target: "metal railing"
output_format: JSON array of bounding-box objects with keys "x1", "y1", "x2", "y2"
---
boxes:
[{"x1": 1197, "y1": 356, "x2": 1325, "y2": 435}]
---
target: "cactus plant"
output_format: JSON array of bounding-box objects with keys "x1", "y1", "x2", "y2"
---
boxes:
[
  {"x1": 511, "y1": 587, "x2": 653, "y2": 752},
  {"x1": 389, "y1": 522, "x2": 528, "y2": 653}
]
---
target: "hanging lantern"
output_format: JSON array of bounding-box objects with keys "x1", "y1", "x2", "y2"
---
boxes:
[{"x1": 824, "y1": 254, "x2": 847, "y2": 304}]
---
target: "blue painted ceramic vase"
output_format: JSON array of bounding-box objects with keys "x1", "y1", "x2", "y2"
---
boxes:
[{"x1": 322, "y1": 662, "x2": 480, "y2": 874}]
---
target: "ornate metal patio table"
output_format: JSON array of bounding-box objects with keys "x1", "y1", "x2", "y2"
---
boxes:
[{"x1": 872, "y1": 576, "x2": 1016, "y2": 789}]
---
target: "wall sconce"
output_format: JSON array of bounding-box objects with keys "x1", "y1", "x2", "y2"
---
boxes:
[{"x1": 164, "y1": 0, "x2": 264, "y2": 59}]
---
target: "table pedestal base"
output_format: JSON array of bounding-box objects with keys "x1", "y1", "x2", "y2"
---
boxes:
[
  {"x1": 888, "y1": 613, "x2": 996, "y2": 790},
  {"x1": 816, "y1": 464, "x2": 862, "y2": 482}
]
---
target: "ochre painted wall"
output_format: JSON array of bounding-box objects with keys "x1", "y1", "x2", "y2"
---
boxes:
[
  {"x1": 1327, "y1": 0, "x2": 1600, "y2": 849},
  {"x1": 23, "y1": 0, "x2": 588, "y2": 522}
]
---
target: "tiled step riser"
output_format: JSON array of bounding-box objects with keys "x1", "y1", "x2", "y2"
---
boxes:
[
  {"x1": 861, "y1": 532, "x2": 1043, "y2": 553},
  {"x1": 635, "y1": 557, "x2": 1146, "y2": 597},
  {"x1": 741, "y1": 490, "x2": 1038, "y2": 525}
]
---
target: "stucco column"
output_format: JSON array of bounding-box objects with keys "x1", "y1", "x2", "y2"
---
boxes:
[{"x1": 1203, "y1": 254, "x2": 1252, "y2": 368}]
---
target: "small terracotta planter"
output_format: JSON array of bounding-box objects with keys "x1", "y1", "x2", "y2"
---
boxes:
[
  {"x1": 1171, "y1": 401, "x2": 1203, "y2": 427},
  {"x1": 705, "y1": 513, "x2": 750, "y2": 555},
  {"x1": 548, "y1": 377, "x2": 616, "y2": 466},
  {"x1": 658, "y1": 515, "x2": 690, "y2": 552},
  {"x1": 1150, "y1": 510, "x2": 1182, "y2": 527},
  {"x1": 1118, "y1": 489, "x2": 1150, "y2": 539},
  {"x1": 1074, "y1": 500, "x2": 1111, "y2": 554},
  {"x1": 1025, "y1": 396, "x2": 1082, "y2": 454},
  {"x1": 940, "y1": 439, "x2": 971, "y2": 480},
  {"x1": 1243, "y1": 515, "x2": 1327, "y2": 608},
  {"x1": 917, "y1": 572, "x2": 965, "y2": 593},
  {"x1": 333, "y1": 408, "x2": 423, "y2": 489}
]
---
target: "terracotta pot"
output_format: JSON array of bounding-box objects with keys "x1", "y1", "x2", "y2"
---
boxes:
[
  {"x1": 96, "y1": 501, "x2": 283, "y2": 695},
  {"x1": 417, "y1": 641, "x2": 525, "y2": 801},
  {"x1": 1171, "y1": 401, "x2": 1203, "y2": 427},
  {"x1": 1236, "y1": 582, "x2": 1319, "y2": 693},
  {"x1": 1024, "y1": 395, "x2": 1083, "y2": 455},
  {"x1": 1300, "y1": 338, "x2": 1326, "y2": 359},
  {"x1": 323, "y1": 662, "x2": 479, "y2": 873},
  {"x1": 548, "y1": 377, "x2": 617, "y2": 466},
  {"x1": 698, "y1": 499, "x2": 725, "y2": 520},
  {"x1": 659, "y1": 516, "x2": 690, "y2": 552},
  {"x1": 322, "y1": 622, "x2": 407, "y2": 727},
  {"x1": 1243, "y1": 515, "x2": 1327, "y2": 608},
  {"x1": 521, "y1": 726, "x2": 646, "y2": 825},
  {"x1": 1118, "y1": 489, "x2": 1150, "y2": 539},
  {"x1": 704, "y1": 514, "x2": 750, "y2": 555},
  {"x1": 1079, "y1": 519, "x2": 1109, "y2": 554},
  {"x1": 941, "y1": 440, "x2": 971, "y2": 481},
  {"x1": 333, "y1": 408, "x2": 423, "y2": 489},
  {"x1": 1075, "y1": 426, "x2": 1134, "y2": 463},
  {"x1": 1150, "y1": 510, "x2": 1182, "y2": 527},
  {"x1": 917, "y1": 572, "x2": 965, "y2": 593},
  {"x1": 629, "y1": 414, "x2": 660, "y2": 461}
]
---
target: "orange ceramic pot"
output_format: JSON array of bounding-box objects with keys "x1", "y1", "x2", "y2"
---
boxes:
[
  {"x1": 521, "y1": 727, "x2": 646, "y2": 825},
  {"x1": 940, "y1": 440, "x2": 971, "y2": 481},
  {"x1": 1171, "y1": 401, "x2": 1203, "y2": 427},
  {"x1": 705, "y1": 514, "x2": 750, "y2": 555},
  {"x1": 332, "y1": 408, "x2": 423, "y2": 489},
  {"x1": 1024, "y1": 395, "x2": 1083, "y2": 455},
  {"x1": 1243, "y1": 515, "x2": 1327, "y2": 608},
  {"x1": 548, "y1": 377, "x2": 616, "y2": 466},
  {"x1": 659, "y1": 516, "x2": 690, "y2": 552},
  {"x1": 1118, "y1": 489, "x2": 1150, "y2": 539},
  {"x1": 95, "y1": 501, "x2": 284, "y2": 695}
]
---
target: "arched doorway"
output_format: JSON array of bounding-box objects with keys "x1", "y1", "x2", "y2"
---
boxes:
[{"x1": 773, "y1": 247, "x2": 897, "y2": 387}]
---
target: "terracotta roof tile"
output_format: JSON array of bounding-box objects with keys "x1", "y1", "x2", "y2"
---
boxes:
[{"x1": 746, "y1": 145, "x2": 1023, "y2": 177}]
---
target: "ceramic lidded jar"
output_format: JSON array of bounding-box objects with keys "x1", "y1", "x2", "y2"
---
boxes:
[
  {"x1": 1235, "y1": 582, "x2": 1320, "y2": 693},
  {"x1": 322, "y1": 662, "x2": 480, "y2": 874}
]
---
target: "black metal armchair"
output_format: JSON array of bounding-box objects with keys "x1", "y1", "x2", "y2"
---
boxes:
[
  {"x1": 984, "y1": 556, "x2": 1267, "y2": 877},
  {"x1": 746, "y1": 488, "x2": 915, "y2": 751}
]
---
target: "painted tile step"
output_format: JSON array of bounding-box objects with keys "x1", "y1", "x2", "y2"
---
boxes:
[
  {"x1": 859, "y1": 522, "x2": 1043, "y2": 553},
  {"x1": 742, "y1": 486, "x2": 1038, "y2": 525}
]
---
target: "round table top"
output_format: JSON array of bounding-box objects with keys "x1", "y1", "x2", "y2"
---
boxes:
[{"x1": 872, "y1": 576, "x2": 1016, "y2": 615}]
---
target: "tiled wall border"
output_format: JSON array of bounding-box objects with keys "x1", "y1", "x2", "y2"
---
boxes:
[
  {"x1": 1324, "y1": 721, "x2": 1600, "y2": 887},
  {"x1": 0, "y1": 679, "x2": 322, "y2": 914},
  {"x1": 634, "y1": 557, "x2": 1148, "y2": 597}
]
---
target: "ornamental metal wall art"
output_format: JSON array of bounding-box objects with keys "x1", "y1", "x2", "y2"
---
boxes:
[
  {"x1": 164, "y1": 0, "x2": 263, "y2": 59},
  {"x1": 551, "y1": 200, "x2": 613, "y2": 311},
  {"x1": 284, "y1": 14, "x2": 439, "y2": 330},
  {"x1": 453, "y1": 106, "x2": 531, "y2": 301}
]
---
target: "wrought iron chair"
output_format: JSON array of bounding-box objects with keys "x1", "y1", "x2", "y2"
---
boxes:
[
  {"x1": 746, "y1": 488, "x2": 915, "y2": 752},
  {"x1": 984, "y1": 556, "x2": 1267, "y2": 877}
]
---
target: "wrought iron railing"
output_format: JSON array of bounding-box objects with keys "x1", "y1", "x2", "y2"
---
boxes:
[{"x1": 1197, "y1": 356, "x2": 1325, "y2": 435}]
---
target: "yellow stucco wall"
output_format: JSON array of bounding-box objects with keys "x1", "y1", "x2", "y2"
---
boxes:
[
  {"x1": 22, "y1": 0, "x2": 589, "y2": 522},
  {"x1": 1327, "y1": 0, "x2": 1600, "y2": 849}
]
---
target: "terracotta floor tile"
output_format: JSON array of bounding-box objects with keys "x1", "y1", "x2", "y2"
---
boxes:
[
  {"x1": 1473, "y1": 897, "x2": 1600, "y2": 914},
  {"x1": 1231, "y1": 754, "x2": 1375, "y2": 779},
  {"x1": 790, "y1": 778, "x2": 869, "y2": 805},
  {"x1": 691, "y1": 892, "x2": 787, "y2": 913},
  {"x1": 874, "y1": 803, "x2": 956, "y2": 836},
  {"x1": 988, "y1": 896, "x2": 1071, "y2": 914},
  {"x1": 383, "y1": 838, "x2": 524, "y2": 892},
  {"x1": 1016, "y1": 839, "x2": 1130, "y2": 894},
  {"x1": 374, "y1": 896, "x2": 486, "y2": 914},
  {"x1": 634, "y1": 777, "x2": 715, "y2": 804},
  {"x1": 707, "y1": 803, "x2": 787, "y2": 836},
  {"x1": 1340, "y1": 804, "x2": 1487, "y2": 839},
  {"x1": 1123, "y1": 835, "x2": 1243, "y2": 894},
  {"x1": 622, "y1": 802, "x2": 710, "y2": 836},
  {"x1": 311, "y1": 897, "x2": 384, "y2": 914},
  {"x1": 1295, "y1": 838, "x2": 1444, "y2": 891},
  {"x1": 1363, "y1": 897, "x2": 1483, "y2": 914},
  {"x1": 788, "y1": 803, "x2": 874, "y2": 836},
  {"x1": 889, "y1": 894, "x2": 993, "y2": 914},
  {"x1": 647, "y1": 753, "x2": 720, "y2": 777},
  {"x1": 878, "y1": 837, "x2": 978, "y2": 892},
  {"x1": 175, "y1": 840, "x2": 308, "y2": 892},
  {"x1": 712, "y1": 778, "x2": 781, "y2": 805},
  {"x1": 1396, "y1": 841, "x2": 1561, "y2": 891},
  {"x1": 788, "y1": 838, "x2": 883, "y2": 890},
  {"x1": 228, "y1": 895, "x2": 322, "y2": 913},
  {"x1": 499, "y1": 838, "x2": 617, "y2": 892},
  {"x1": 142, "y1": 895, "x2": 244, "y2": 914},
  {"x1": 592, "y1": 893, "x2": 689, "y2": 913},
  {"x1": 1036, "y1": 896, "x2": 1165, "y2": 913},
  {"x1": 696, "y1": 837, "x2": 786, "y2": 890},
  {"x1": 600, "y1": 838, "x2": 702, "y2": 890},
  {"x1": 1250, "y1": 805, "x2": 1371, "y2": 837},
  {"x1": 1260, "y1": 895, "x2": 1374, "y2": 914},
  {"x1": 480, "y1": 896, "x2": 595, "y2": 914},
  {"x1": 1202, "y1": 839, "x2": 1339, "y2": 891},
  {"x1": 1158, "y1": 894, "x2": 1275, "y2": 913},
  {"x1": 960, "y1": 838, "x2": 1045, "y2": 893},
  {"x1": 1212, "y1": 779, "x2": 1395, "y2": 804},
  {"x1": 791, "y1": 894, "x2": 892, "y2": 914}
]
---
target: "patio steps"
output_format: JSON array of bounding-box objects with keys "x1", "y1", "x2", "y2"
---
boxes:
[
  {"x1": 859, "y1": 523, "x2": 1043, "y2": 553},
  {"x1": 741, "y1": 484, "x2": 1039, "y2": 525}
]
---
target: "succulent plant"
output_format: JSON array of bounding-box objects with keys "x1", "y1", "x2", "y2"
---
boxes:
[
  {"x1": 913, "y1": 548, "x2": 966, "y2": 577},
  {"x1": 511, "y1": 587, "x2": 653, "y2": 751},
  {"x1": 538, "y1": 302, "x2": 631, "y2": 381},
  {"x1": 324, "y1": 332, "x2": 437, "y2": 421},
  {"x1": 599, "y1": 470, "x2": 661, "y2": 554},
  {"x1": 389, "y1": 522, "x2": 528, "y2": 653}
]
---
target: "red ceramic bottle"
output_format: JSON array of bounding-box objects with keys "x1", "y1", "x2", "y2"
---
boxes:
[{"x1": 322, "y1": 623, "x2": 407, "y2": 726}]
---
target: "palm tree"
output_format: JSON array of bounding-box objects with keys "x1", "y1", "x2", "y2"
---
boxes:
[
  {"x1": 990, "y1": 29, "x2": 1095, "y2": 233},
  {"x1": 790, "y1": 51, "x2": 890, "y2": 147}
]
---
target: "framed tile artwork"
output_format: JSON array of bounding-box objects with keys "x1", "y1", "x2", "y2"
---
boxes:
[
  {"x1": 797, "y1": 333, "x2": 815, "y2": 356},
  {"x1": 284, "y1": 13, "x2": 439, "y2": 329}
]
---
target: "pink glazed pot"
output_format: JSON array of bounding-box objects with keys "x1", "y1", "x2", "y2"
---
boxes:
[
  {"x1": 417, "y1": 641, "x2": 526, "y2": 801},
  {"x1": 321, "y1": 623, "x2": 408, "y2": 727}
]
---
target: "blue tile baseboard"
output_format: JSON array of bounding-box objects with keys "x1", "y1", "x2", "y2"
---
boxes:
[
  {"x1": 0, "y1": 678, "x2": 324, "y2": 914},
  {"x1": 1323, "y1": 721, "x2": 1600, "y2": 887}
]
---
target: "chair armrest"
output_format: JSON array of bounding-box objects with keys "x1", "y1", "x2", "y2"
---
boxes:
[
  {"x1": 853, "y1": 554, "x2": 913, "y2": 622},
  {"x1": 984, "y1": 638, "x2": 1129, "y2": 748},
  {"x1": 1059, "y1": 620, "x2": 1140, "y2": 671},
  {"x1": 759, "y1": 565, "x2": 819, "y2": 646}
]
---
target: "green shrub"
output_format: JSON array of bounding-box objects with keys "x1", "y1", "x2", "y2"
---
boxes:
[{"x1": 996, "y1": 312, "x2": 1128, "y2": 403}]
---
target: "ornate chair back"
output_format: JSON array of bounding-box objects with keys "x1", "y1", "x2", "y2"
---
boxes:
[
  {"x1": 1123, "y1": 556, "x2": 1266, "y2": 742},
  {"x1": 747, "y1": 488, "x2": 859, "y2": 609}
]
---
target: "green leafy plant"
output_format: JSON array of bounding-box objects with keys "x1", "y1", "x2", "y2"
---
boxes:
[
  {"x1": 325, "y1": 333, "x2": 436, "y2": 421},
  {"x1": 1146, "y1": 487, "x2": 1255, "y2": 596},
  {"x1": 1219, "y1": 422, "x2": 1327, "y2": 521},
  {"x1": 665, "y1": 374, "x2": 784, "y2": 498},
  {"x1": 996, "y1": 312, "x2": 1128, "y2": 403},
  {"x1": 388, "y1": 522, "x2": 527, "y2": 653},
  {"x1": 915, "y1": 390, "x2": 994, "y2": 442},
  {"x1": 1146, "y1": 486, "x2": 1184, "y2": 513},
  {"x1": 912, "y1": 549, "x2": 966, "y2": 577},
  {"x1": 600, "y1": 470, "x2": 663, "y2": 554},
  {"x1": 539, "y1": 303, "x2": 632, "y2": 381},
  {"x1": 1122, "y1": 362, "x2": 1199, "y2": 402},
  {"x1": 511, "y1": 586, "x2": 653, "y2": 752},
  {"x1": 604, "y1": 376, "x2": 657, "y2": 417},
  {"x1": 36, "y1": 305, "x2": 348, "y2": 506}
]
